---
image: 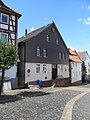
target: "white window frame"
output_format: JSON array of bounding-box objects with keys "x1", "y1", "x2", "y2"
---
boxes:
[
  {"x1": 46, "y1": 35, "x2": 50, "y2": 42},
  {"x1": 43, "y1": 48, "x2": 47, "y2": 58},
  {"x1": 1, "y1": 13, "x2": 9, "y2": 24},
  {"x1": 36, "y1": 64, "x2": 40, "y2": 73},
  {"x1": 43, "y1": 64, "x2": 46, "y2": 73},
  {"x1": 36, "y1": 47, "x2": 41, "y2": 57}
]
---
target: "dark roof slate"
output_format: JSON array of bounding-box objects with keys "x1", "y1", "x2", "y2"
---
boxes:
[{"x1": 18, "y1": 23, "x2": 52, "y2": 43}]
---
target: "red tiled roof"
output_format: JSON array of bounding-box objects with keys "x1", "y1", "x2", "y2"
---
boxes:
[{"x1": 68, "y1": 48, "x2": 82, "y2": 63}]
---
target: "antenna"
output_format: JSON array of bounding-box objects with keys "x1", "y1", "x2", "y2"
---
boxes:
[{"x1": 31, "y1": 27, "x2": 35, "y2": 32}]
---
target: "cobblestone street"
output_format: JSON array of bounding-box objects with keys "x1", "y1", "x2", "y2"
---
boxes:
[
  {"x1": 0, "y1": 84, "x2": 90, "y2": 120},
  {"x1": 0, "y1": 88, "x2": 81, "y2": 120}
]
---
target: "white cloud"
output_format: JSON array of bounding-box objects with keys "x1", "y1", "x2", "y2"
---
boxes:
[
  {"x1": 84, "y1": 17, "x2": 90, "y2": 25},
  {"x1": 78, "y1": 18, "x2": 82, "y2": 22},
  {"x1": 87, "y1": 5, "x2": 90, "y2": 10}
]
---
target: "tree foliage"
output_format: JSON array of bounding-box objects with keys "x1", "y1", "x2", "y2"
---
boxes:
[
  {"x1": 82, "y1": 61, "x2": 87, "y2": 82},
  {"x1": 0, "y1": 42, "x2": 17, "y2": 95}
]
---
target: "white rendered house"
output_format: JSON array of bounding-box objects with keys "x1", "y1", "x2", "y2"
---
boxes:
[{"x1": 69, "y1": 48, "x2": 82, "y2": 84}]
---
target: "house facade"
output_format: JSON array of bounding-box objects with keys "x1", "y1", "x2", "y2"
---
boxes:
[
  {"x1": 78, "y1": 51, "x2": 90, "y2": 80},
  {"x1": 0, "y1": 0, "x2": 21, "y2": 89},
  {"x1": 18, "y1": 22, "x2": 69, "y2": 88},
  {"x1": 69, "y1": 48, "x2": 82, "y2": 84}
]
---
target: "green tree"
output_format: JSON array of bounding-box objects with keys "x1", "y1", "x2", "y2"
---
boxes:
[
  {"x1": 0, "y1": 42, "x2": 17, "y2": 95},
  {"x1": 82, "y1": 61, "x2": 87, "y2": 83}
]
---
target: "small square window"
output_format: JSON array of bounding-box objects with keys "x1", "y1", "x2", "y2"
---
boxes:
[{"x1": 1, "y1": 13, "x2": 8, "y2": 24}]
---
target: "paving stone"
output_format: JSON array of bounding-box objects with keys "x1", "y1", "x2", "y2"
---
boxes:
[
  {"x1": 72, "y1": 92, "x2": 90, "y2": 120},
  {"x1": 0, "y1": 89, "x2": 81, "y2": 120}
]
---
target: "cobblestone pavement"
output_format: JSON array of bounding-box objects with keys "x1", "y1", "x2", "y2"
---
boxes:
[
  {"x1": 72, "y1": 85, "x2": 90, "y2": 120},
  {"x1": 0, "y1": 89, "x2": 82, "y2": 120}
]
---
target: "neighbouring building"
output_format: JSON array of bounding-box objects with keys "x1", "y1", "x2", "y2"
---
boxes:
[
  {"x1": 0, "y1": 0, "x2": 22, "y2": 90},
  {"x1": 17, "y1": 22, "x2": 69, "y2": 88},
  {"x1": 78, "y1": 51, "x2": 90, "y2": 80},
  {"x1": 69, "y1": 48, "x2": 82, "y2": 85}
]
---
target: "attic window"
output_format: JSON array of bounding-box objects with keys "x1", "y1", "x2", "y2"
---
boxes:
[
  {"x1": 51, "y1": 27, "x2": 55, "y2": 32},
  {"x1": 56, "y1": 39, "x2": 59, "y2": 45},
  {"x1": 46, "y1": 35, "x2": 50, "y2": 42}
]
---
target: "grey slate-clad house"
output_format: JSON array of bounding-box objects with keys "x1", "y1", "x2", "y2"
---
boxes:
[{"x1": 17, "y1": 22, "x2": 69, "y2": 88}]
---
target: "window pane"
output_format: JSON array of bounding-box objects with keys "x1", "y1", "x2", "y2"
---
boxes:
[
  {"x1": 43, "y1": 64, "x2": 46, "y2": 73},
  {"x1": 2, "y1": 14, "x2": 8, "y2": 24},
  {"x1": 56, "y1": 39, "x2": 59, "y2": 45},
  {"x1": 36, "y1": 47, "x2": 41, "y2": 57},
  {"x1": 36, "y1": 64, "x2": 40, "y2": 73},
  {"x1": 46, "y1": 35, "x2": 50, "y2": 42},
  {"x1": 43, "y1": 48, "x2": 47, "y2": 57},
  {"x1": 0, "y1": 33, "x2": 8, "y2": 43},
  {"x1": 59, "y1": 52, "x2": 61, "y2": 60}
]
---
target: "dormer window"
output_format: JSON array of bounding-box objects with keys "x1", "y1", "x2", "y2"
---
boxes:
[
  {"x1": 46, "y1": 35, "x2": 50, "y2": 42},
  {"x1": 1, "y1": 13, "x2": 9, "y2": 24}
]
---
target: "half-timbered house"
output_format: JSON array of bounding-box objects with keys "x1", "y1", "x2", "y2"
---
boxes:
[{"x1": 0, "y1": 0, "x2": 22, "y2": 90}]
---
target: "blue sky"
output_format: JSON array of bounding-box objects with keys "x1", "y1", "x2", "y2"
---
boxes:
[{"x1": 3, "y1": 0, "x2": 90, "y2": 54}]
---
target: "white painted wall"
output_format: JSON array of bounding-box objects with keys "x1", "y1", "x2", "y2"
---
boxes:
[
  {"x1": 85, "y1": 59, "x2": 90, "y2": 77},
  {"x1": 25, "y1": 63, "x2": 52, "y2": 83},
  {"x1": 5, "y1": 65, "x2": 17, "y2": 78},
  {"x1": 0, "y1": 65, "x2": 17, "y2": 78},
  {"x1": 57, "y1": 64, "x2": 69, "y2": 78},
  {"x1": 71, "y1": 62, "x2": 82, "y2": 83},
  {"x1": 1, "y1": 24, "x2": 8, "y2": 29}
]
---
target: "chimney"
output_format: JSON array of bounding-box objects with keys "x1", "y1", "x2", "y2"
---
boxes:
[{"x1": 24, "y1": 29, "x2": 27, "y2": 37}]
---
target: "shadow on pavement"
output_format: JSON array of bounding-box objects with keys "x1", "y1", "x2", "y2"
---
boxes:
[{"x1": 0, "y1": 91, "x2": 51, "y2": 104}]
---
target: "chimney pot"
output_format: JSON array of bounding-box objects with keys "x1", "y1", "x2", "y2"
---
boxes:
[{"x1": 24, "y1": 29, "x2": 27, "y2": 37}]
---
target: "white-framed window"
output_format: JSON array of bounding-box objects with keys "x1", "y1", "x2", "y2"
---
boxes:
[
  {"x1": 61, "y1": 52, "x2": 63, "y2": 59},
  {"x1": 0, "y1": 33, "x2": 8, "y2": 43},
  {"x1": 64, "y1": 53, "x2": 66, "y2": 60},
  {"x1": 43, "y1": 48, "x2": 47, "y2": 58},
  {"x1": 36, "y1": 47, "x2": 41, "y2": 57},
  {"x1": 46, "y1": 35, "x2": 50, "y2": 42},
  {"x1": 36, "y1": 64, "x2": 40, "y2": 73},
  {"x1": 43, "y1": 64, "x2": 46, "y2": 73},
  {"x1": 59, "y1": 52, "x2": 61, "y2": 60},
  {"x1": 61, "y1": 65, "x2": 63, "y2": 71},
  {"x1": 1, "y1": 13, "x2": 9, "y2": 24}
]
